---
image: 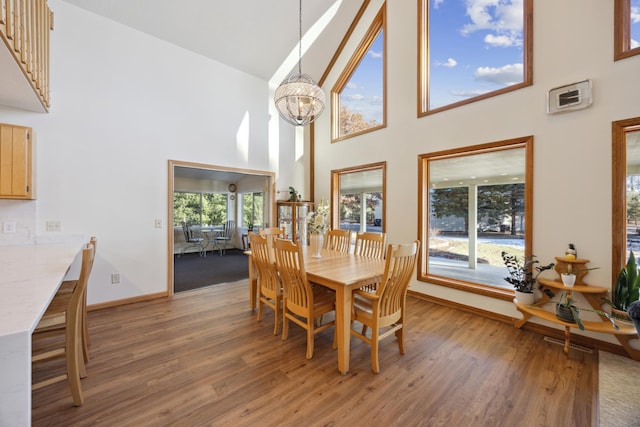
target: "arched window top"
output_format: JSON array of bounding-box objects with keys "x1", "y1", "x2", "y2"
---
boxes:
[{"x1": 331, "y1": 4, "x2": 386, "y2": 142}]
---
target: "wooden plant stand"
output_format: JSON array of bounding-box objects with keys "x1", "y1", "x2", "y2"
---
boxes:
[{"x1": 513, "y1": 257, "x2": 640, "y2": 360}]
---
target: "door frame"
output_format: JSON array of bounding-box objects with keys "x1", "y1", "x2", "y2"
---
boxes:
[{"x1": 168, "y1": 160, "x2": 276, "y2": 296}]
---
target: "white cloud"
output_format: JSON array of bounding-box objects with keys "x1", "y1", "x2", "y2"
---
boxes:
[
  {"x1": 434, "y1": 0, "x2": 446, "y2": 9},
  {"x1": 474, "y1": 63, "x2": 523, "y2": 86},
  {"x1": 449, "y1": 88, "x2": 490, "y2": 98},
  {"x1": 346, "y1": 82, "x2": 361, "y2": 90},
  {"x1": 484, "y1": 33, "x2": 521, "y2": 47},
  {"x1": 436, "y1": 58, "x2": 458, "y2": 67},
  {"x1": 631, "y1": 6, "x2": 640, "y2": 23},
  {"x1": 632, "y1": 38, "x2": 640, "y2": 49},
  {"x1": 343, "y1": 93, "x2": 365, "y2": 102},
  {"x1": 460, "y1": 0, "x2": 523, "y2": 47},
  {"x1": 368, "y1": 50, "x2": 382, "y2": 59}
]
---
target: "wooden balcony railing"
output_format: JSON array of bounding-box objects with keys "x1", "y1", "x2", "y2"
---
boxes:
[{"x1": 0, "y1": 0, "x2": 52, "y2": 111}]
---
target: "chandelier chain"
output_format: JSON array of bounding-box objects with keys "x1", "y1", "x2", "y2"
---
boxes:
[{"x1": 298, "y1": 0, "x2": 302, "y2": 74}]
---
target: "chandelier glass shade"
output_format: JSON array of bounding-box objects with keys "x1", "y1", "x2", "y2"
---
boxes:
[
  {"x1": 274, "y1": 73, "x2": 325, "y2": 126},
  {"x1": 274, "y1": 0, "x2": 325, "y2": 126}
]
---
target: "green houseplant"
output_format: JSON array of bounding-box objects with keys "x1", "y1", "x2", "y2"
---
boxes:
[
  {"x1": 501, "y1": 252, "x2": 555, "y2": 304},
  {"x1": 603, "y1": 251, "x2": 640, "y2": 320},
  {"x1": 554, "y1": 291, "x2": 619, "y2": 331}
]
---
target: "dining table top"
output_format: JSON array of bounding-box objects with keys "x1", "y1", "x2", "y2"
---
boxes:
[{"x1": 301, "y1": 247, "x2": 385, "y2": 289}]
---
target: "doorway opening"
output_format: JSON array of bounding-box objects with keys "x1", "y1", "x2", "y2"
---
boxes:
[{"x1": 168, "y1": 160, "x2": 275, "y2": 294}]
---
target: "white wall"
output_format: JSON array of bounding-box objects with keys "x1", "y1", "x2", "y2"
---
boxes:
[
  {"x1": 0, "y1": 0, "x2": 302, "y2": 305},
  {"x1": 312, "y1": 0, "x2": 640, "y2": 338}
]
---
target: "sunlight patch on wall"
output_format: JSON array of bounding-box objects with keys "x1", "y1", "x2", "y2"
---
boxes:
[
  {"x1": 237, "y1": 111, "x2": 250, "y2": 163},
  {"x1": 269, "y1": 0, "x2": 342, "y2": 86}
]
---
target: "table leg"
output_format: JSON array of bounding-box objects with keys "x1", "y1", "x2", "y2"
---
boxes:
[
  {"x1": 335, "y1": 286, "x2": 352, "y2": 375},
  {"x1": 248, "y1": 257, "x2": 257, "y2": 311}
]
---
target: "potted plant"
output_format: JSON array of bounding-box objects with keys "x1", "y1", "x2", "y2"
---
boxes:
[
  {"x1": 603, "y1": 251, "x2": 640, "y2": 322},
  {"x1": 554, "y1": 291, "x2": 620, "y2": 331},
  {"x1": 501, "y1": 252, "x2": 555, "y2": 304},
  {"x1": 560, "y1": 265, "x2": 600, "y2": 287}
]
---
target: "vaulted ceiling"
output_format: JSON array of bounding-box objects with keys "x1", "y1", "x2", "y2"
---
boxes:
[{"x1": 60, "y1": 0, "x2": 365, "y2": 83}]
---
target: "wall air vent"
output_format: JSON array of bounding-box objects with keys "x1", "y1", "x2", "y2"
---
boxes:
[{"x1": 547, "y1": 79, "x2": 592, "y2": 114}]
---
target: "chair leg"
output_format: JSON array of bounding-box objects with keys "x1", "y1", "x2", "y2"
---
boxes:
[
  {"x1": 281, "y1": 314, "x2": 289, "y2": 341},
  {"x1": 306, "y1": 322, "x2": 315, "y2": 359},
  {"x1": 257, "y1": 298, "x2": 263, "y2": 322},
  {"x1": 396, "y1": 326, "x2": 405, "y2": 355},
  {"x1": 66, "y1": 318, "x2": 84, "y2": 405},
  {"x1": 371, "y1": 327, "x2": 380, "y2": 374},
  {"x1": 81, "y1": 296, "x2": 89, "y2": 364},
  {"x1": 272, "y1": 298, "x2": 280, "y2": 336}
]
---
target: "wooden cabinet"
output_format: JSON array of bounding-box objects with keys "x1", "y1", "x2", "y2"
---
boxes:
[
  {"x1": 277, "y1": 201, "x2": 313, "y2": 243},
  {"x1": 513, "y1": 256, "x2": 639, "y2": 361},
  {"x1": 0, "y1": 123, "x2": 33, "y2": 199}
]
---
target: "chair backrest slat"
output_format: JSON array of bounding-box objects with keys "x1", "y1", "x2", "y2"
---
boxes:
[
  {"x1": 324, "y1": 229, "x2": 351, "y2": 253},
  {"x1": 354, "y1": 232, "x2": 387, "y2": 259},
  {"x1": 273, "y1": 238, "x2": 312, "y2": 317},
  {"x1": 376, "y1": 240, "x2": 420, "y2": 319}
]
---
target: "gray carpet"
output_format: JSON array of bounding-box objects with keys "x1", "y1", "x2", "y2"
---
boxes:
[
  {"x1": 173, "y1": 249, "x2": 249, "y2": 293},
  {"x1": 599, "y1": 351, "x2": 640, "y2": 426}
]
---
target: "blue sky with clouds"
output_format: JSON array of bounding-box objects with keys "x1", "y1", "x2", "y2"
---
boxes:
[
  {"x1": 429, "y1": 0, "x2": 524, "y2": 109},
  {"x1": 339, "y1": 31, "x2": 384, "y2": 125}
]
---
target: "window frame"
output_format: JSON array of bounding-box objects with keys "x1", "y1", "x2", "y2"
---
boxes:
[
  {"x1": 418, "y1": 0, "x2": 533, "y2": 117},
  {"x1": 417, "y1": 136, "x2": 533, "y2": 301},
  {"x1": 331, "y1": 4, "x2": 386, "y2": 142},
  {"x1": 614, "y1": 0, "x2": 640, "y2": 61},
  {"x1": 330, "y1": 161, "x2": 386, "y2": 233},
  {"x1": 612, "y1": 117, "x2": 640, "y2": 289}
]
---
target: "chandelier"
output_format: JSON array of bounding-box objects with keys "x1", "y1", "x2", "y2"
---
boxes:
[{"x1": 274, "y1": 0, "x2": 326, "y2": 126}]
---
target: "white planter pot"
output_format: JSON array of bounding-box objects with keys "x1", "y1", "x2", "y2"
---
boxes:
[
  {"x1": 515, "y1": 290, "x2": 535, "y2": 305},
  {"x1": 561, "y1": 273, "x2": 576, "y2": 287}
]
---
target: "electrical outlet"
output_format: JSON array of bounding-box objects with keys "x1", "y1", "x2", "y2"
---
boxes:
[
  {"x1": 2, "y1": 221, "x2": 16, "y2": 233},
  {"x1": 154, "y1": 219, "x2": 162, "y2": 228},
  {"x1": 46, "y1": 220, "x2": 61, "y2": 232},
  {"x1": 111, "y1": 273, "x2": 121, "y2": 284}
]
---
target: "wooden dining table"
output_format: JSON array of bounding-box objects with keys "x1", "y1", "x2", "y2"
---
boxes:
[
  {"x1": 247, "y1": 246, "x2": 385, "y2": 375},
  {"x1": 303, "y1": 247, "x2": 385, "y2": 374}
]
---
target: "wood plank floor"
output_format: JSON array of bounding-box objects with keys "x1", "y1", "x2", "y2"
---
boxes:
[{"x1": 32, "y1": 280, "x2": 598, "y2": 426}]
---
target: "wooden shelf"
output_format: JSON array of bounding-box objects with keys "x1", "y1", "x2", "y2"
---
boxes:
[{"x1": 513, "y1": 262, "x2": 640, "y2": 360}]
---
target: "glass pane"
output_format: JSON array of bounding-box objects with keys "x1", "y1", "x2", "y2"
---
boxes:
[
  {"x1": 427, "y1": 147, "x2": 526, "y2": 289},
  {"x1": 626, "y1": 129, "x2": 640, "y2": 258},
  {"x1": 173, "y1": 192, "x2": 201, "y2": 226},
  {"x1": 428, "y1": 0, "x2": 524, "y2": 110},
  {"x1": 632, "y1": 0, "x2": 640, "y2": 49},
  {"x1": 339, "y1": 30, "x2": 384, "y2": 137},
  {"x1": 338, "y1": 168, "x2": 384, "y2": 234}
]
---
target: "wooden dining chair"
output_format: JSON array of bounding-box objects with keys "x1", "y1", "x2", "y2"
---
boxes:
[
  {"x1": 259, "y1": 227, "x2": 285, "y2": 261},
  {"x1": 32, "y1": 243, "x2": 95, "y2": 406},
  {"x1": 55, "y1": 236, "x2": 97, "y2": 364},
  {"x1": 250, "y1": 233, "x2": 283, "y2": 335},
  {"x1": 354, "y1": 232, "x2": 387, "y2": 292},
  {"x1": 324, "y1": 229, "x2": 351, "y2": 253},
  {"x1": 273, "y1": 238, "x2": 336, "y2": 359},
  {"x1": 350, "y1": 240, "x2": 420, "y2": 373},
  {"x1": 354, "y1": 231, "x2": 387, "y2": 259}
]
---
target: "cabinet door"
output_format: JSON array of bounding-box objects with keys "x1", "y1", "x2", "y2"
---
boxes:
[{"x1": 0, "y1": 124, "x2": 33, "y2": 199}]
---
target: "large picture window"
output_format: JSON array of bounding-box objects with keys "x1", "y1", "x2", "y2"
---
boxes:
[
  {"x1": 419, "y1": 0, "x2": 532, "y2": 115},
  {"x1": 418, "y1": 137, "x2": 532, "y2": 300},
  {"x1": 173, "y1": 192, "x2": 228, "y2": 227},
  {"x1": 332, "y1": 4, "x2": 386, "y2": 141},
  {"x1": 242, "y1": 192, "x2": 264, "y2": 229},
  {"x1": 615, "y1": 0, "x2": 640, "y2": 60}
]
